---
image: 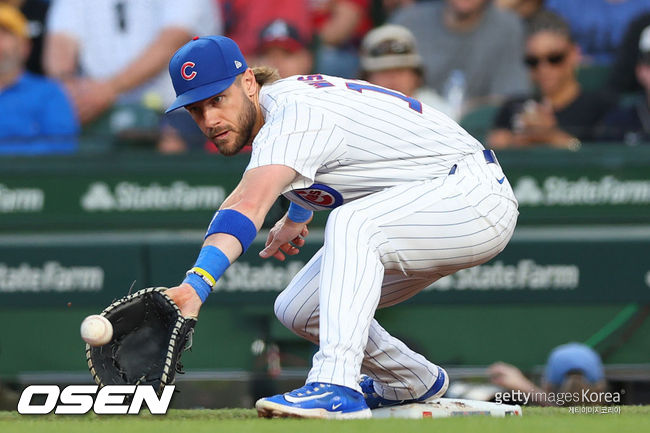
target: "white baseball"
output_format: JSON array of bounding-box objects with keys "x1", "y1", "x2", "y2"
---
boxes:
[{"x1": 80, "y1": 315, "x2": 113, "y2": 346}]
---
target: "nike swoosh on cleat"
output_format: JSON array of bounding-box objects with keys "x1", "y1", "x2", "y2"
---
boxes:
[
  {"x1": 332, "y1": 403, "x2": 342, "y2": 410},
  {"x1": 284, "y1": 392, "x2": 333, "y2": 403},
  {"x1": 497, "y1": 176, "x2": 505, "y2": 184}
]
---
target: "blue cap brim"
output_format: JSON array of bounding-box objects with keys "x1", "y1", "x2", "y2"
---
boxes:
[{"x1": 165, "y1": 75, "x2": 238, "y2": 113}]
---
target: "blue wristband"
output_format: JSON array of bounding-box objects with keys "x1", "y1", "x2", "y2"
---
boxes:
[
  {"x1": 287, "y1": 202, "x2": 313, "y2": 223},
  {"x1": 183, "y1": 273, "x2": 212, "y2": 303},
  {"x1": 182, "y1": 246, "x2": 230, "y2": 302},
  {"x1": 205, "y1": 209, "x2": 257, "y2": 253}
]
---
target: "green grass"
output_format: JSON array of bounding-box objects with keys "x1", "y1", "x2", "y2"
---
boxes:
[{"x1": 1, "y1": 406, "x2": 649, "y2": 433}]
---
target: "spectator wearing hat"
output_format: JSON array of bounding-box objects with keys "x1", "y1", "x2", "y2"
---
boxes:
[
  {"x1": 391, "y1": 0, "x2": 530, "y2": 108},
  {"x1": 489, "y1": 343, "x2": 608, "y2": 406},
  {"x1": 0, "y1": 3, "x2": 78, "y2": 155},
  {"x1": 487, "y1": 11, "x2": 615, "y2": 149},
  {"x1": 220, "y1": 0, "x2": 312, "y2": 60},
  {"x1": 256, "y1": 19, "x2": 314, "y2": 79},
  {"x1": 598, "y1": 25, "x2": 650, "y2": 145},
  {"x1": 359, "y1": 24, "x2": 455, "y2": 120},
  {"x1": 4, "y1": 0, "x2": 50, "y2": 75}
]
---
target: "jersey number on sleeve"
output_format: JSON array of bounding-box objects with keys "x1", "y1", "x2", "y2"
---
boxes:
[{"x1": 345, "y1": 82, "x2": 423, "y2": 113}]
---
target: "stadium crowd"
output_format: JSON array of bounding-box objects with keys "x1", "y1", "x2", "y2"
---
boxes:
[{"x1": 2, "y1": 0, "x2": 650, "y2": 155}]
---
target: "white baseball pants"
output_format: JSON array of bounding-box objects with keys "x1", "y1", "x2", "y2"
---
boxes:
[{"x1": 273, "y1": 151, "x2": 519, "y2": 399}]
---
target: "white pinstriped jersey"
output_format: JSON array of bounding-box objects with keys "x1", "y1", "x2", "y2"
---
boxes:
[{"x1": 245, "y1": 74, "x2": 485, "y2": 211}]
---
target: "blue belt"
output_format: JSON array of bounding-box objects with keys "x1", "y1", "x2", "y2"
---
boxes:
[{"x1": 449, "y1": 149, "x2": 497, "y2": 175}]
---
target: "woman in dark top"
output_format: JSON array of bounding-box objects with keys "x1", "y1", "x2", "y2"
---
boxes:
[{"x1": 488, "y1": 11, "x2": 614, "y2": 150}]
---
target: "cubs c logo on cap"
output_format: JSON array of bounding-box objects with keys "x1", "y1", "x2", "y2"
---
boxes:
[
  {"x1": 181, "y1": 62, "x2": 197, "y2": 80},
  {"x1": 167, "y1": 36, "x2": 248, "y2": 113}
]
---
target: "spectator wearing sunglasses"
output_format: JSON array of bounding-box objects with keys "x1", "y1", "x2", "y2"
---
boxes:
[
  {"x1": 598, "y1": 25, "x2": 650, "y2": 145},
  {"x1": 488, "y1": 11, "x2": 615, "y2": 149}
]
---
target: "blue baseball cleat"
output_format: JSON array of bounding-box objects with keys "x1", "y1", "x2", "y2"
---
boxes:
[
  {"x1": 255, "y1": 382, "x2": 372, "y2": 419},
  {"x1": 360, "y1": 366, "x2": 449, "y2": 409}
]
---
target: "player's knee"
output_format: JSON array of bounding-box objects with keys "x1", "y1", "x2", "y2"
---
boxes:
[
  {"x1": 273, "y1": 290, "x2": 310, "y2": 333},
  {"x1": 273, "y1": 292, "x2": 288, "y2": 325},
  {"x1": 273, "y1": 291, "x2": 296, "y2": 330}
]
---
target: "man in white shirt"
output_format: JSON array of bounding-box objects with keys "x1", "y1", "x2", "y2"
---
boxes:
[{"x1": 43, "y1": 0, "x2": 221, "y2": 124}]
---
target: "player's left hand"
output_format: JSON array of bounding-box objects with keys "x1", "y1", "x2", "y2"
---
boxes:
[{"x1": 260, "y1": 215, "x2": 309, "y2": 261}]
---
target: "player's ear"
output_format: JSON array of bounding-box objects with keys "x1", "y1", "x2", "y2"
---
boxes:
[{"x1": 241, "y1": 68, "x2": 257, "y2": 98}]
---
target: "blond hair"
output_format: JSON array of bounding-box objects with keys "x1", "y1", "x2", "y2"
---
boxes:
[{"x1": 252, "y1": 66, "x2": 281, "y2": 86}]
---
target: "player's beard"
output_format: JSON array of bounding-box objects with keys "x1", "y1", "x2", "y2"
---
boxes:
[{"x1": 210, "y1": 93, "x2": 257, "y2": 156}]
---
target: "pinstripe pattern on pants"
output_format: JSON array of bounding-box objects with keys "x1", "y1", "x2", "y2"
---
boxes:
[{"x1": 273, "y1": 153, "x2": 519, "y2": 399}]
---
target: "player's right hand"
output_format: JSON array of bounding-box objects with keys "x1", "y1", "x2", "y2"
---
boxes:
[{"x1": 259, "y1": 216, "x2": 309, "y2": 261}]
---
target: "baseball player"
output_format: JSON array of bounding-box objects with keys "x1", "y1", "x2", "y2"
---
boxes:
[{"x1": 164, "y1": 36, "x2": 519, "y2": 419}]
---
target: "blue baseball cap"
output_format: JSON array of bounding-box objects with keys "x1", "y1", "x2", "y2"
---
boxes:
[
  {"x1": 543, "y1": 343, "x2": 604, "y2": 386},
  {"x1": 166, "y1": 36, "x2": 248, "y2": 113}
]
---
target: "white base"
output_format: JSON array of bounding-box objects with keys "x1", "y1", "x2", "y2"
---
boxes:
[{"x1": 371, "y1": 398, "x2": 523, "y2": 419}]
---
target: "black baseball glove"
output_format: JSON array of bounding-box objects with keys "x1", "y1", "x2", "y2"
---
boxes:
[{"x1": 86, "y1": 287, "x2": 196, "y2": 396}]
